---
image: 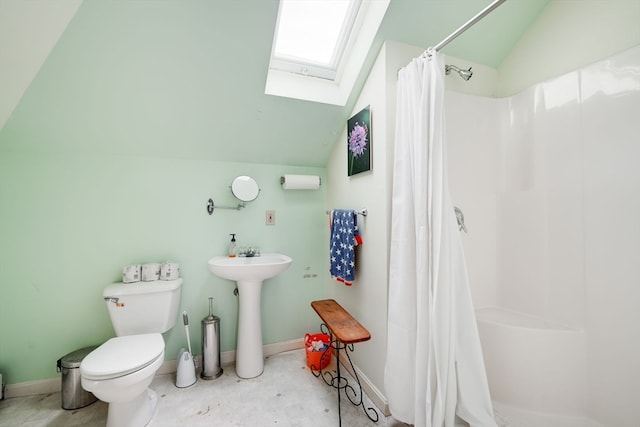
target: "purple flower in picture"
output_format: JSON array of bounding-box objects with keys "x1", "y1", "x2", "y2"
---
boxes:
[
  {"x1": 346, "y1": 106, "x2": 371, "y2": 176},
  {"x1": 348, "y1": 122, "x2": 368, "y2": 157}
]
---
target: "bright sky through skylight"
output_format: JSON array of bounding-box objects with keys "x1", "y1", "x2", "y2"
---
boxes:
[{"x1": 274, "y1": 0, "x2": 351, "y2": 66}]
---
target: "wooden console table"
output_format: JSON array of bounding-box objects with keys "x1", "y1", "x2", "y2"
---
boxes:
[{"x1": 310, "y1": 299, "x2": 379, "y2": 426}]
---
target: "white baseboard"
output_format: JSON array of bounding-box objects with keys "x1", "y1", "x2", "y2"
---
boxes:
[
  {"x1": 5, "y1": 338, "x2": 306, "y2": 399},
  {"x1": 157, "y1": 337, "x2": 305, "y2": 375},
  {"x1": 4, "y1": 377, "x2": 60, "y2": 400},
  {"x1": 336, "y1": 352, "x2": 390, "y2": 416}
]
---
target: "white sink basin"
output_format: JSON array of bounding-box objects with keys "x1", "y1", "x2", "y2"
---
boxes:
[
  {"x1": 208, "y1": 253, "x2": 292, "y2": 282},
  {"x1": 207, "y1": 252, "x2": 292, "y2": 379}
]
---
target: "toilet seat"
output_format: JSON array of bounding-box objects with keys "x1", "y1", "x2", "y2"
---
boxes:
[{"x1": 81, "y1": 333, "x2": 164, "y2": 380}]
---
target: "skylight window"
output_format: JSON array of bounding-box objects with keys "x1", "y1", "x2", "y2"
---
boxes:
[
  {"x1": 265, "y1": 0, "x2": 390, "y2": 106},
  {"x1": 271, "y1": 0, "x2": 361, "y2": 81}
]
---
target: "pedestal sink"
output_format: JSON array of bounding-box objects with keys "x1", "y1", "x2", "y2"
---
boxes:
[{"x1": 208, "y1": 253, "x2": 292, "y2": 378}]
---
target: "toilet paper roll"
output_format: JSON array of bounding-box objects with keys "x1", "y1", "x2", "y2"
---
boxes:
[
  {"x1": 122, "y1": 265, "x2": 141, "y2": 283},
  {"x1": 141, "y1": 263, "x2": 161, "y2": 282},
  {"x1": 160, "y1": 262, "x2": 180, "y2": 280},
  {"x1": 281, "y1": 174, "x2": 321, "y2": 190}
]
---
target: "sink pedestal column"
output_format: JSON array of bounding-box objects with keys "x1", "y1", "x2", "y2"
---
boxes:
[{"x1": 235, "y1": 280, "x2": 264, "y2": 378}]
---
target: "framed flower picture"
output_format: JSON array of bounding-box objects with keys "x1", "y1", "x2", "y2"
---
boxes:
[{"x1": 347, "y1": 106, "x2": 371, "y2": 176}]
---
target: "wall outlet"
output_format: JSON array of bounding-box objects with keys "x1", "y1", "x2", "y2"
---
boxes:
[{"x1": 266, "y1": 210, "x2": 275, "y2": 225}]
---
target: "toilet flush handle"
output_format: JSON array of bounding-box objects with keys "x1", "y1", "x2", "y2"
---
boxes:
[{"x1": 104, "y1": 297, "x2": 125, "y2": 307}]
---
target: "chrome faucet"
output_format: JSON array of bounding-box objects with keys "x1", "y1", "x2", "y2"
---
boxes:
[
  {"x1": 245, "y1": 247, "x2": 257, "y2": 257},
  {"x1": 239, "y1": 247, "x2": 260, "y2": 257}
]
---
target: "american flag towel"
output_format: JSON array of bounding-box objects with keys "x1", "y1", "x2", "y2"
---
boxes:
[{"x1": 329, "y1": 209, "x2": 363, "y2": 286}]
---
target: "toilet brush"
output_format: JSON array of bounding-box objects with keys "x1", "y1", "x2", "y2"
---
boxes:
[
  {"x1": 184, "y1": 311, "x2": 194, "y2": 356},
  {"x1": 176, "y1": 311, "x2": 197, "y2": 388}
]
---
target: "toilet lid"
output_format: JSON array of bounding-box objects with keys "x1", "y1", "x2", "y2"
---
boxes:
[{"x1": 80, "y1": 333, "x2": 164, "y2": 380}]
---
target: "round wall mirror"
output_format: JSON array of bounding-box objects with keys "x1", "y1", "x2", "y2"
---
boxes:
[{"x1": 231, "y1": 176, "x2": 260, "y2": 202}]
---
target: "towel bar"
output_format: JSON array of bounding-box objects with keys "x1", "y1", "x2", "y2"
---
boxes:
[{"x1": 325, "y1": 209, "x2": 367, "y2": 217}]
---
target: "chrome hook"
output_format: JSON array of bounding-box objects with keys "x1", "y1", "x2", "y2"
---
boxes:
[{"x1": 454, "y1": 206, "x2": 468, "y2": 233}]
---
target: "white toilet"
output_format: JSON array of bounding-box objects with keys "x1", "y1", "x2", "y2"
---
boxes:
[{"x1": 80, "y1": 278, "x2": 183, "y2": 427}]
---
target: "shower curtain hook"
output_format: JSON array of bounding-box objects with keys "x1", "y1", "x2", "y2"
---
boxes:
[{"x1": 424, "y1": 47, "x2": 436, "y2": 59}]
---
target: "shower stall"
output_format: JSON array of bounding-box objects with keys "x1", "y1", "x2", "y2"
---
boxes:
[{"x1": 445, "y1": 45, "x2": 640, "y2": 426}]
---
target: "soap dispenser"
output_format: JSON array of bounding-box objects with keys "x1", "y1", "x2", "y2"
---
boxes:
[{"x1": 229, "y1": 234, "x2": 237, "y2": 258}]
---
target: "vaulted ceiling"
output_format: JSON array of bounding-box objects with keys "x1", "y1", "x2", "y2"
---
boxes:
[{"x1": 0, "y1": 0, "x2": 550, "y2": 167}]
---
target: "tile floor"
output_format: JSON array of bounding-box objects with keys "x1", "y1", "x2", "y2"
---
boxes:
[
  {"x1": 0, "y1": 349, "x2": 409, "y2": 427},
  {"x1": 1, "y1": 349, "x2": 598, "y2": 427}
]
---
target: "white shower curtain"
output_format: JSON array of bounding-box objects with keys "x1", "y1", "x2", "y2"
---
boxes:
[{"x1": 384, "y1": 49, "x2": 496, "y2": 427}]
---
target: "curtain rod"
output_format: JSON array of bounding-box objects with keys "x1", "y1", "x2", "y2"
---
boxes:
[{"x1": 433, "y1": 0, "x2": 508, "y2": 52}]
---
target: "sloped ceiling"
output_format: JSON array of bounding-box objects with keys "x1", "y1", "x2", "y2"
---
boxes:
[
  {"x1": 0, "y1": 0, "x2": 83, "y2": 131},
  {"x1": 0, "y1": 0, "x2": 550, "y2": 167}
]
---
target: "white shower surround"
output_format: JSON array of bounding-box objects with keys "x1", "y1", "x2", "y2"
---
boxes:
[
  {"x1": 476, "y1": 308, "x2": 586, "y2": 416},
  {"x1": 446, "y1": 45, "x2": 640, "y2": 425}
]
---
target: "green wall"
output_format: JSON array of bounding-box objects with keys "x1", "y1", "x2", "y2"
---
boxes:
[
  {"x1": 0, "y1": 0, "x2": 331, "y2": 385},
  {"x1": 0, "y1": 152, "x2": 327, "y2": 384}
]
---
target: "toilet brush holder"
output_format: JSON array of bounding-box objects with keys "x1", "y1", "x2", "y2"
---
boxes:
[
  {"x1": 176, "y1": 311, "x2": 197, "y2": 388},
  {"x1": 175, "y1": 348, "x2": 196, "y2": 388},
  {"x1": 201, "y1": 297, "x2": 223, "y2": 379}
]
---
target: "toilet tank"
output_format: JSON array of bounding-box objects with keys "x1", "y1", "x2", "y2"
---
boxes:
[{"x1": 102, "y1": 278, "x2": 183, "y2": 336}]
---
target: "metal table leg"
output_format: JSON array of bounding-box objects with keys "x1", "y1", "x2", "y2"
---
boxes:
[{"x1": 311, "y1": 324, "x2": 380, "y2": 425}]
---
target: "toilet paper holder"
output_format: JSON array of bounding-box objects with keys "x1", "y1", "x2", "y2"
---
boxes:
[{"x1": 280, "y1": 174, "x2": 321, "y2": 190}]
